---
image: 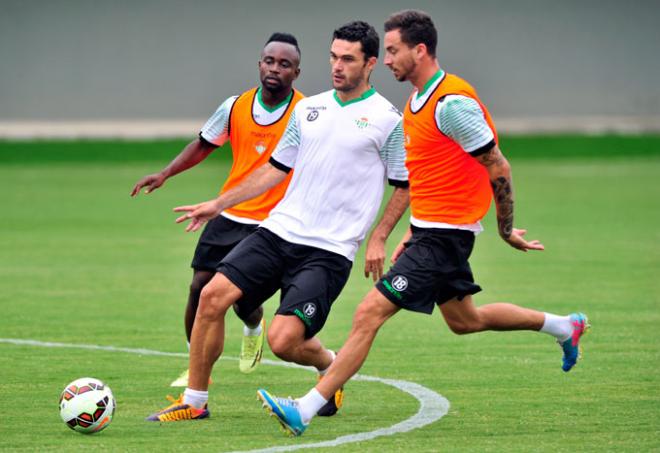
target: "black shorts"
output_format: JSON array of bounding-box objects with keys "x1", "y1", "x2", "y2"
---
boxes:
[
  {"x1": 218, "y1": 228, "x2": 352, "y2": 338},
  {"x1": 376, "y1": 226, "x2": 481, "y2": 314},
  {"x1": 191, "y1": 215, "x2": 258, "y2": 271}
]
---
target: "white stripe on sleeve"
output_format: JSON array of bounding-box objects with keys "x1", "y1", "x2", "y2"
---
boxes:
[
  {"x1": 379, "y1": 120, "x2": 408, "y2": 183},
  {"x1": 435, "y1": 95, "x2": 494, "y2": 153},
  {"x1": 271, "y1": 109, "x2": 300, "y2": 168},
  {"x1": 199, "y1": 95, "x2": 238, "y2": 146}
]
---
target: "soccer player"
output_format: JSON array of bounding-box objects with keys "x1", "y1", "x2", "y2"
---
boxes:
[
  {"x1": 257, "y1": 10, "x2": 590, "y2": 437},
  {"x1": 146, "y1": 20, "x2": 409, "y2": 422},
  {"x1": 131, "y1": 33, "x2": 303, "y2": 385}
]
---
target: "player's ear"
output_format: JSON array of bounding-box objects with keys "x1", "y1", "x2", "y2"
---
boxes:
[
  {"x1": 413, "y1": 43, "x2": 427, "y2": 61},
  {"x1": 366, "y1": 56, "x2": 378, "y2": 71},
  {"x1": 294, "y1": 67, "x2": 301, "y2": 79}
]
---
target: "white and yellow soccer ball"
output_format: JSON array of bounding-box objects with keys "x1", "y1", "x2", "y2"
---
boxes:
[{"x1": 59, "y1": 377, "x2": 115, "y2": 434}]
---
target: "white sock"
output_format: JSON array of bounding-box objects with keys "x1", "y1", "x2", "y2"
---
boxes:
[
  {"x1": 183, "y1": 388, "x2": 208, "y2": 408},
  {"x1": 540, "y1": 313, "x2": 572, "y2": 342},
  {"x1": 243, "y1": 323, "x2": 263, "y2": 337},
  {"x1": 317, "y1": 350, "x2": 337, "y2": 376},
  {"x1": 296, "y1": 388, "x2": 328, "y2": 424}
]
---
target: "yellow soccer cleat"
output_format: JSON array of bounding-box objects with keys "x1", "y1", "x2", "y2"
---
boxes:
[
  {"x1": 239, "y1": 319, "x2": 266, "y2": 374},
  {"x1": 145, "y1": 395, "x2": 209, "y2": 422},
  {"x1": 170, "y1": 369, "x2": 213, "y2": 387},
  {"x1": 170, "y1": 369, "x2": 189, "y2": 387}
]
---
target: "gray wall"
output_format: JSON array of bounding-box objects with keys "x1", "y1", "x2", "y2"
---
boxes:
[{"x1": 1, "y1": 0, "x2": 659, "y2": 121}]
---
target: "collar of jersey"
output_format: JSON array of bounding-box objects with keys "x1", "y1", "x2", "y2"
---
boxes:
[
  {"x1": 332, "y1": 86, "x2": 376, "y2": 107},
  {"x1": 415, "y1": 69, "x2": 445, "y2": 100},
  {"x1": 256, "y1": 87, "x2": 293, "y2": 113}
]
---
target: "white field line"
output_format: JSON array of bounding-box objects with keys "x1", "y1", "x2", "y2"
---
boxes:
[
  {"x1": 1, "y1": 338, "x2": 450, "y2": 452},
  {"x1": 1, "y1": 116, "x2": 660, "y2": 138}
]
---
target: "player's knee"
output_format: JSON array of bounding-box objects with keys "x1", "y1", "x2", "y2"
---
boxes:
[
  {"x1": 267, "y1": 330, "x2": 297, "y2": 359},
  {"x1": 446, "y1": 318, "x2": 481, "y2": 335},
  {"x1": 351, "y1": 301, "x2": 383, "y2": 336},
  {"x1": 197, "y1": 283, "x2": 233, "y2": 320}
]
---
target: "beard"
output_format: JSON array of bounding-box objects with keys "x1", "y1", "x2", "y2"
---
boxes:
[
  {"x1": 333, "y1": 70, "x2": 365, "y2": 92},
  {"x1": 261, "y1": 76, "x2": 286, "y2": 95},
  {"x1": 392, "y1": 59, "x2": 416, "y2": 82}
]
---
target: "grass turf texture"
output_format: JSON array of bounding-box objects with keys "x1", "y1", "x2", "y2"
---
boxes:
[{"x1": 0, "y1": 137, "x2": 659, "y2": 451}]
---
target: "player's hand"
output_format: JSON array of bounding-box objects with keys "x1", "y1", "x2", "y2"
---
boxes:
[
  {"x1": 173, "y1": 199, "x2": 223, "y2": 232},
  {"x1": 390, "y1": 241, "x2": 406, "y2": 263},
  {"x1": 131, "y1": 173, "x2": 166, "y2": 196},
  {"x1": 364, "y1": 236, "x2": 386, "y2": 282},
  {"x1": 503, "y1": 228, "x2": 545, "y2": 252}
]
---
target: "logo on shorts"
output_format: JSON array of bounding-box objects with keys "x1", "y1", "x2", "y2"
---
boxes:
[
  {"x1": 307, "y1": 110, "x2": 319, "y2": 121},
  {"x1": 391, "y1": 275, "x2": 408, "y2": 292},
  {"x1": 303, "y1": 303, "x2": 317, "y2": 318},
  {"x1": 381, "y1": 279, "x2": 403, "y2": 300}
]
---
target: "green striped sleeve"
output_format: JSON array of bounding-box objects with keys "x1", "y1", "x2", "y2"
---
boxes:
[{"x1": 379, "y1": 120, "x2": 408, "y2": 184}]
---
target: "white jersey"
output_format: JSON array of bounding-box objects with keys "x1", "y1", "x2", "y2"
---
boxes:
[{"x1": 262, "y1": 88, "x2": 408, "y2": 261}]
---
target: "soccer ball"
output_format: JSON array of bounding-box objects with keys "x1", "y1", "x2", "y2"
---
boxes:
[{"x1": 59, "y1": 377, "x2": 115, "y2": 434}]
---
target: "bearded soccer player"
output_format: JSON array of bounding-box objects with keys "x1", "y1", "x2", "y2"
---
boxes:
[
  {"x1": 131, "y1": 33, "x2": 303, "y2": 386},
  {"x1": 146, "y1": 20, "x2": 409, "y2": 423},
  {"x1": 257, "y1": 10, "x2": 590, "y2": 437}
]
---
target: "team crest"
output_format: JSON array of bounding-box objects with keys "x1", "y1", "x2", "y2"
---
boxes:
[
  {"x1": 355, "y1": 117, "x2": 370, "y2": 129},
  {"x1": 392, "y1": 275, "x2": 408, "y2": 292},
  {"x1": 307, "y1": 110, "x2": 319, "y2": 121},
  {"x1": 254, "y1": 141, "x2": 267, "y2": 154},
  {"x1": 303, "y1": 303, "x2": 317, "y2": 318}
]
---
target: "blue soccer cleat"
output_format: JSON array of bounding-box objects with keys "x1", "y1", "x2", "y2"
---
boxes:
[
  {"x1": 560, "y1": 312, "x2": 590, "y2": 372},
  {"x1": 257, "y1": 389, "x2": 308, "y2": 436}
]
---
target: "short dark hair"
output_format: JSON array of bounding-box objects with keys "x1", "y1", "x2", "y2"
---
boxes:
[
  {"x1": 332, "y1": 20, "x2": 379, "y2": 59},
  {"x1": 384, "y1": 10, "x2": 437, "y2": 57},
  {"x1": 266, "y1": 32, "x2": 301, "y2": 58}
]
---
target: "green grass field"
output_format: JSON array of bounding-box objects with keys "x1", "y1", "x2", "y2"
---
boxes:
[{"x1": 1, "y1": 137, "x2": 659, "y2": 452}]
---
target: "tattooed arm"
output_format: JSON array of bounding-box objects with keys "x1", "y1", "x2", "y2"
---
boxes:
[{"x1": 474, "y1": 145, "x2": 544, "y2": 252}]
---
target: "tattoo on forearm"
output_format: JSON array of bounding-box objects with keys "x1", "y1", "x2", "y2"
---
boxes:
[
  {"x1": 491, "y1": 176, "x2": 513, "y2": 238},
  {"x1": 478, "y1": 148, "x2": 505, "y2": 167}
]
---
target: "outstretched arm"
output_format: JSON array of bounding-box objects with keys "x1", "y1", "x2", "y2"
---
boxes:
[
  {"x1": 130, "y1": 138, "x2": 217, "y2": 196},
  {"x1": 173, "y1": 162, "x2": 288, "y2": 232},
  {"x1": 364, "y1": 187, "x2": 410, "y2": 281},
  {"x1": 474, "y1": 145, "x2": 544, "y2": 252}
]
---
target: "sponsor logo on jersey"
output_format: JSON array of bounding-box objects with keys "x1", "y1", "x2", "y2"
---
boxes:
[
  {"x1": 405, "y1": 134, "x2": 412, "y2": 146},
  {"x1": 355, "y1": 117, "x2": 370, "y2": 129},
  {"x1": 307, "y1": 110, "x2": 319, "y2": 121},
  {"x1": 250, "y1": 131, "x2": 277, "y2": 138}
]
